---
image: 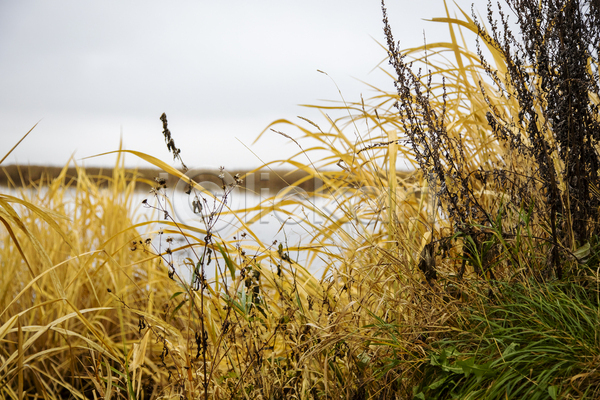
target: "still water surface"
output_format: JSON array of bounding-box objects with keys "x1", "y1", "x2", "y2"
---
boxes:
[{"x1": 3, "y1": 181, "x2": 388, "y2": 281}]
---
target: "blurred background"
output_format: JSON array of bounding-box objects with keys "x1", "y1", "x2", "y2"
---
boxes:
[{"x1": 0, "y1": 0, "x2": 489, "y2": 170}]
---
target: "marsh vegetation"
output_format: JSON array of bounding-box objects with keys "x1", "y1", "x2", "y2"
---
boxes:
[{"x1": 2, "y1": 0, "x2": 600, "y2": 398}]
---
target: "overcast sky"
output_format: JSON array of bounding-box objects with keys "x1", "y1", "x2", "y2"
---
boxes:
[{"x1": 0, "y1": 0, "x2": 491, "y2": 170}]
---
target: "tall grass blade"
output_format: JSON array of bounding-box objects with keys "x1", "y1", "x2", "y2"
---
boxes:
[{"x1": 0, "y1": 122, "x2": 38, "y2": 166}]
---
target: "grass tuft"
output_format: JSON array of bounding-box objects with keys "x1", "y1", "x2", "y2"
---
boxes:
[{"x1": 3, "y1": 0, "x2": 600, "y2": 398}]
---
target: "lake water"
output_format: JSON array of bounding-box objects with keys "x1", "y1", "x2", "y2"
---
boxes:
[
  {"x1": 2, "y1": 177, "x2": 392, "y2": 281},
  {"x1": 135, "y1": 182, "x2": 381, "y2": 278}
]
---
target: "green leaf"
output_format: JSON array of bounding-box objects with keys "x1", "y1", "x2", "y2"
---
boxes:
[
  {"x1": 430, "y1": 349, "x2": 463, "y2": 374},
  {"x1": 169, "y1": 291, "x2": 184, "y2": 300},
  {"x1": 413, "y1": 392, "x2": 426, "y2": 400},
  {"x1": 217, "y1": 242, "x2": 235, "y2": 279},
  {"x1": 502, "y1": 342, "x2": 519, "y2": 358},
  {"x1": 412, "y1": 385, "x2": 427, "y2": 400},
  {"x1": 456, "y1": 357, "x2": 476, "y2": 376},
  {"x1": 427, "y1": 376, "x2": 449, "y2": 390},
  {"x1": 102, "y1": 362, "x2": 127, "y2": 378},
  {"x1": 573, "y1": 242, "x2": 590, "y2": 263},
  {"x1": 456, "y1": 358, "x2": 494, "y2": 381},
  {"x1": 99, "y1": 376, "x2": 127, "y2": 392},
  {"x1": 172, "y1": 298, "x2": 188, "y2": 316},
  {"x1": 548, "y1": 385, "x2": 558, "y2": 400}
]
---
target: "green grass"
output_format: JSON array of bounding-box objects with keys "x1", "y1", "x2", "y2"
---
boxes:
[{"x1": 414, "y1": 279, "x2": 600, "y2": 399}]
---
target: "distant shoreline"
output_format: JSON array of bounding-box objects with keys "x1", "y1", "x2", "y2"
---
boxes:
[
  {"x1": 0, "y1": 164, "x2": 325, "y2": 193},
  {"x1": 1, "y1": 164, "x2": 417, "y2": 195}
]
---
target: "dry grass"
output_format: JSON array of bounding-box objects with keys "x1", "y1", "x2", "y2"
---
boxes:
[
  {"x1": 2, "y1": 0, "x2": 600, "y2": 398},
  {"x1": 0, "y1": 153, "x2": 168, "y2": 398}
]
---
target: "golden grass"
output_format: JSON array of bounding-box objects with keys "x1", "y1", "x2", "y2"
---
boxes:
[
  {"x1": 0, "y1": 7, "x2": 496, "y2": 398},
  {"x1": 0, "y1": 151, "x2": 170, "y2": 397},
  {"x1": 2, "y1": 1, "x2": 598, "y2": 398}
]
